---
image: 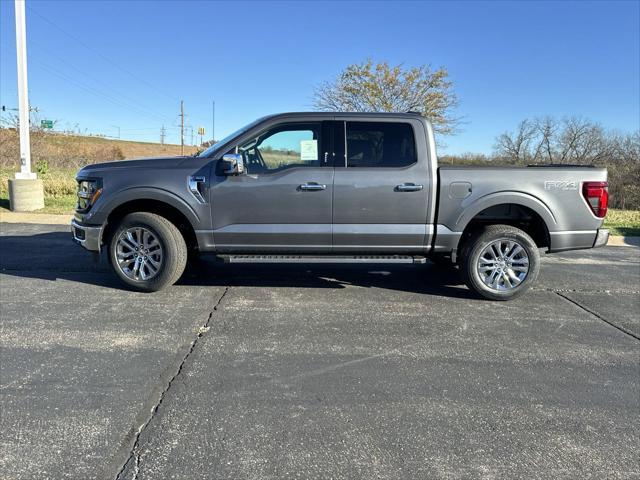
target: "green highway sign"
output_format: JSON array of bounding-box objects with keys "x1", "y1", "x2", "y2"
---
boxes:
[{"x1": 41, "y1": 120, "x2": 53, "y2": 129}]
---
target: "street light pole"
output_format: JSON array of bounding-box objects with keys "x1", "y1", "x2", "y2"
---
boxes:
[
  {"x1": 9, "y1": 0, "x2": 44, "y2": 211},
  {"x1": 14, "y1": 0, "x2": 34, "y2": 179}
]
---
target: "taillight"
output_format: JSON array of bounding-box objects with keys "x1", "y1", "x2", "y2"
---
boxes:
[{"x1": 582, "y1": 181, "x2": 608, "y2": 218}]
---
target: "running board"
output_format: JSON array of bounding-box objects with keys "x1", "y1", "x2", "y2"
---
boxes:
[{"x1": 218, "y1": 254, "x2": 427, "y2": 264}]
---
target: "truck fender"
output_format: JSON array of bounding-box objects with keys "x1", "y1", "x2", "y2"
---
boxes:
[
  {"x1": 99, "y1": 186, "x2": 200, "y2": 227},
  {"x1": 453, "y1": 191, "x2": 557, "y2": 233}
]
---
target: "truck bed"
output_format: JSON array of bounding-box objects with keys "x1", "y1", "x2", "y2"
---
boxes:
[{"x1": 434, "y1": 165, "x2": 607, "y2": 253}]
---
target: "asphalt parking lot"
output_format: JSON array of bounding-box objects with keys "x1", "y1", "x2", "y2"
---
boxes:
[{"x1": 1, "y1": 223, "x2": 638, "y2": 479}]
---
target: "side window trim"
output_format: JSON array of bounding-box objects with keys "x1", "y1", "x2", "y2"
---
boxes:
[
  {"x1": 343, "y1": 121, "x2": 347, "y2": 168},
  {"x1": 326, "y1": 120, "x2": 346, "y2": 168}
]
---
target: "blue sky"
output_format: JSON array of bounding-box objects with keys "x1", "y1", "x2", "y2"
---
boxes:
[{"x1": 0, "y1": 0, "x2": 638, "y2": 154}]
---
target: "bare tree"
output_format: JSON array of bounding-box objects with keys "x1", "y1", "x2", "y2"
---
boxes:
[
  {"x1": 530, "y1": 117, "x2": 558, "y2": 163},
  {"x1": 0, "y1": 112, "x2": 20, "y2": 129},
  {"x1": 493, "y1": 119, "x2": 537, "y2": 164},
  {"x1": 313, "y1": 59, "x2": 459, "y2": 135},
  {"x1": 607, "y1": 131, "x2": 640, "y2": 209},
  {"x1": 556, "y1": 117, "x2": 611, "y2": 164},
  {"x1": 494, "y1": 116, "x2": 639, "y2": 209}
]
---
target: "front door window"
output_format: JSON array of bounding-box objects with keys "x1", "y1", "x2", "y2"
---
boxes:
[{"x1": 239, "y1": 124, "x2": 321, "y2": 174}]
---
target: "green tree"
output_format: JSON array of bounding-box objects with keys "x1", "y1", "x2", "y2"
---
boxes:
[{"x1": 313, "y1": 59, "x2": 459, "y2": 135}]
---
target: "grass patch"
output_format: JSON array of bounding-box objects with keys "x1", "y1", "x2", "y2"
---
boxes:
[
  {"x1": 0, "y1": 195, "x2": 77, "y2": 215},
  {"x1": 603, "y1": 209, "x2": 640, "y2": 237},
  {"x1": 1, "y1": 167, "x2": 77, "y2": 214},
  {"x1": 42, "y1": 196, "x2": 77, "y2": 214}
]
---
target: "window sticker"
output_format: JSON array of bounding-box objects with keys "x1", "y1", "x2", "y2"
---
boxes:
[{"x1": 300, "y1": 139, "x2": 318, "y2": 161}]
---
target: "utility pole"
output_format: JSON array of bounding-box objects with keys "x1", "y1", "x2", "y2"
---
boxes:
[
  {"x1": 190, "y1": 126, "x2": 194, "y2": 146},
  {"x1": 212, "y1": 100, "x2": 215, "y2": 143},
  {"x1": 179, "y1": 100, "x2": 184, "y2": 155},
  {"x1": 110, "y1": 125, "x2": 120, "y2": 139},
  {"x1": 9, "y1": 0, "x2": 44, "y2": 212},
  {"x1": 14, "y1": 0, "x2": 33, "y2": 179},
  {"x1": 160, "y1": 125, "x2": 166, "y2": 145}
]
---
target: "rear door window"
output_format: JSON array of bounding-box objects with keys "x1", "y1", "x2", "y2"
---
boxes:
[{"x1": 345, "y1": 122, "x2": 416, "y2": 168}]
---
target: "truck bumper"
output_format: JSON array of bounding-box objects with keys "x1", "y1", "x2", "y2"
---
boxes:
[
  {"x1": 71, "y1": 219, "x2": 102, "y2": 252},
  {"x1": 549, "y1": 228, "x2": 609, "y2": 252},
  {"x1": 593, "y1": 228, "x2": 609, "y2": 248}
]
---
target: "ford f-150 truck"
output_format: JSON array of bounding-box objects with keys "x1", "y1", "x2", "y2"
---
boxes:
[{"x1": 71, "y1": 112, "x2": 609, "y2": 300}]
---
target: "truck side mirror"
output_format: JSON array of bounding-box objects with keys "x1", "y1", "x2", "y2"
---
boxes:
[{"x1": 222, "y1": 153, "x2": 245, "y2": 175}]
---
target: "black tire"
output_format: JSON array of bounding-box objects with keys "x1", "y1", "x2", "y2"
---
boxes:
[
  {"x1": 108, "y1": 212, "x2": 187, "y2": 292},
  {"x1": 460, "y1": 224, "x2": 540, "y2": 301}
]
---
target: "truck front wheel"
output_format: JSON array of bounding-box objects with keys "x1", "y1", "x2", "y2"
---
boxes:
[
  {"x1": 108, "y1": 212, "x2": 187, "y2": 292},
  {"x1": 460, "y1": 224, "x2": 540, "y2": 301}
]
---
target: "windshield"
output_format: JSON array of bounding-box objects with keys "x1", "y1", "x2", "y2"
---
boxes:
[{"x1": 197, "y1": 118, "x2": 264, "y2": 157}]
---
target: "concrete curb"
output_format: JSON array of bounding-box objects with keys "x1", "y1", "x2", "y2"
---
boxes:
[
  {"x1": 1, "y1": 210, "x2": 638, "y2": 247},
  {"x1": 606, "y1": 235, "x2": 640, "y2": 247},
  {"x1": 0, "y1": 210, "x2": 73, "y2": 225}
]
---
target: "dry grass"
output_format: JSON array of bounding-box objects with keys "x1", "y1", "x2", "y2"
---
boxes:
[
  {"x1": 0, "y1": 129, "x2": 198, "y2": 169},
  {"x1": 0, "y1": 128, "x2": 198, "y2": 214},
  {"x1": 0, "y1": 167, "x2": 76, "y2": 197},
  {"x1": 261, "y1": 150, "x2": 303, "y2": 169},
  {"x1": 604, "y1": 209, "x2": 640, "y2": 237}
]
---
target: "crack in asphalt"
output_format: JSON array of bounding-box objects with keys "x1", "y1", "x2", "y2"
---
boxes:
[
  {"x1": 536, "y1": 288, "x2": 640, "y2": 294},
  {"x1": 555, "y1": 291, "x2": 640, "y2": 341},
  {"x1": 113, "y1": 286, "x2": 230, "y2": 480}
]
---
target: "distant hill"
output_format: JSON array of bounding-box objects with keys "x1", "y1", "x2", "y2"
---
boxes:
[{"x1": 0, "y1": 129, "x2": 199, "y2": 169}]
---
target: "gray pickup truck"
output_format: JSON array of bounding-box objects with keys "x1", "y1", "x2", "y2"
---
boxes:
[{"x1": 72, "y1": 112, "x2": 609, "y2": 300}]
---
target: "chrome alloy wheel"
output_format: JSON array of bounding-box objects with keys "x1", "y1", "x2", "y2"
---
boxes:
[
  {"x1": 115, "y1": 227, "x2": 163, "y2": 281},
  {"x1": 477, "y1": 239, "x2": 529, "y2": 291}
]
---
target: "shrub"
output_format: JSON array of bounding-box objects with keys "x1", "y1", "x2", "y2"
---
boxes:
[{"x1": 35, "y1": 159, "x2": 49, "y2": 176}]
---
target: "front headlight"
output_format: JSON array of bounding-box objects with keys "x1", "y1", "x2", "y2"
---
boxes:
[{"x1": 76, "y1": 178, "x2": 103, "y2": 213}]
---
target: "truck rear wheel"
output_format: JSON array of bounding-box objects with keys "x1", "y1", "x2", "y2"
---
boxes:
[
  {"x1": 460, "y1": 224, "x2": 540, "y2": 301},
  {"x1": 108, "y1": 212, "x2": 187, "y2": 292}
]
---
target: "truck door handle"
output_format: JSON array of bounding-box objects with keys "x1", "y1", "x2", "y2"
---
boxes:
[
  {"x1": 299, "y1": 182, "x2": 326, "y2": 191},
  {"x1": 395, "y1": 183, "x2": 423, "y2": 192}
]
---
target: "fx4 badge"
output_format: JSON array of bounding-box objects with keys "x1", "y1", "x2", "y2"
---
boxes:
[{"x1": 544, "y1": 180, "x2": 578, "y2": 191}]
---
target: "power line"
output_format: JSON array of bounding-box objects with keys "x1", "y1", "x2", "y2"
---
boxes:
[
  {"x1": 32, "y1": 60, "x2": 168, "y2": 124},
  {"x1": 29, "y1": 39, "x2": 171, "y2": 123},
  {"x1": 33, "y1": 60, "x2": 165, "y2": 123},
  {"x1": 26, "y1": 5, "x2": 179, "y2": 104},
  {"x1": 119, "y1": 127, "x2": 180, "y2": 132}
]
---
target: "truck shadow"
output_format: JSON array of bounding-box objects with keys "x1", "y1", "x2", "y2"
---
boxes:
[{"x1": 0, "y1": 231, "x2": 474, "y2": 299}]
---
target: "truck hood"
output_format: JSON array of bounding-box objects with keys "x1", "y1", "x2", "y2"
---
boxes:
[{"x1": 77, "y1": 156, "x2": 191, "y2": 175}]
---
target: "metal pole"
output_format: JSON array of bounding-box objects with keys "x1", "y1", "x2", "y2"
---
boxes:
[
  {"x1": 180, "y1": 100, "x2": 184, "y2": 155},
  {"x1": 212, "y1": 100, "x2": 215, "y2": 142},
  {"x1": 14, "y1": 0, "x2": 34, "y2": 179}
]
